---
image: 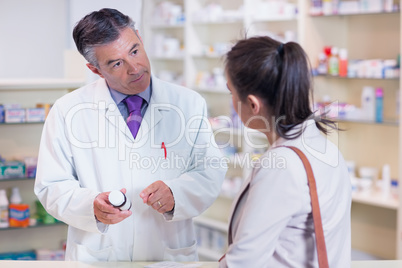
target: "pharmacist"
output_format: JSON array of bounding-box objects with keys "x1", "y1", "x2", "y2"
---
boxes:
[{"x1": 34, "y1": 8, "x2": 226, "y2": 262}]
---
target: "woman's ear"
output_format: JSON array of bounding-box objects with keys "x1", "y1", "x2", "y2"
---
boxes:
[{"x1": 247, "y1": 95, "x2": 262, "y2": 115}]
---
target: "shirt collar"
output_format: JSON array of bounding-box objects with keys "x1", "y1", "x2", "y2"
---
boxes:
[
  {"x1": 108, "y1": 79, "x2": 152, "y2": 105},
  {"x1": 271, "y1": 119, "x2": 318, "y2": 147}
]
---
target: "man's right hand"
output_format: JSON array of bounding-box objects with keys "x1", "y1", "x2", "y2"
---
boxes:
[{"x1": 93, "y1": 188, "x2": 132, "y2": 224}]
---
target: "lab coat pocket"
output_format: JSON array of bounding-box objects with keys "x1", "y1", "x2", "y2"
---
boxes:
[
  {"x1": 73, "y1": 242, "x2": 116, "y2": 262},
  {"x1": 159, "y1": 148, "x2": 188, "y2": 181},
  {"x1": 163, "y1": 240, "x2": 198, "y2": 262}
]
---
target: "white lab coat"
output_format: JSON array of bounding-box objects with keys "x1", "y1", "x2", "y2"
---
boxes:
[
  {"x1": 220, "y1": 120, "x2": 351, "y2": 268},
  {"x1": 34, "y1": 76, "x2": 226, "y2": 262}
]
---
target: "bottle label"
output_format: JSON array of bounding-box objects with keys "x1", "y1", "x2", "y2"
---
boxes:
[
  {"x1": 0, "y1": 208, "x2": 9, "y2": 224},
  {"x1": 9, "y1": 204, "x2": 30, "y2": 227}
]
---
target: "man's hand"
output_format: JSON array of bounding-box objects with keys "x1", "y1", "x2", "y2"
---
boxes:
[
  {"x1": 94, "y1": 188, "x2": 132, "y2": 224},
  {"x1": 140, "y1": 180, "x2": 175, "y2": 214}
]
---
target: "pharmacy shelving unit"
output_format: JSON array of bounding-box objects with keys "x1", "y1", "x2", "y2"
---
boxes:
[
  {"x1": 143, "y1": 0, "x2": 186, "y2": 85},
  {"x1": 301, "y1": 4, "x2": 402, "y2": 259},
  {"x1": 0, "y1": 79, "x2": 83, "y2": 255}
]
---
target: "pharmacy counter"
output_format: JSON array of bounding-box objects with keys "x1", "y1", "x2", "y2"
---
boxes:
[
  {"x1": 1, "y1": 261, "x2": 402, "y2": 267},
  {"x1": 0, "y1": 262, "x2": 215, "y2": 268}
]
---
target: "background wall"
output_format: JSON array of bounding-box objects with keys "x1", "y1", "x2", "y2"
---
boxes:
[
  {"x1": 0, "y1": 0, "x2": 143, "y2": 79},
  {"x1": 0, "y1": 0, "x2": 68, "y2": 79}
]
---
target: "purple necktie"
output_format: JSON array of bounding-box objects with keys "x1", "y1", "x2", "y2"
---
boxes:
[{"x1": 123, "y1": 95, "x2": 143, "y2": 139}]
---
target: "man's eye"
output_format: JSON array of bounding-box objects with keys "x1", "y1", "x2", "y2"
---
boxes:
[
  {"x1": 132, "y1": 50, "x2": 138, "y2": 55},
  {"x1": 113, "y1": 61, "x2": 122, "y2": 68}
]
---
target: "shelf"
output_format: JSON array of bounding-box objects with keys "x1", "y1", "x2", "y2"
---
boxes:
[
  {"x1": 352, "y1": 190, "x2": 399, "y2": 210},
  {"x1": 195, "y1": 86, "x2": 229, "y2": 94},
  {"x1": 0, "y1": 79, "x2": 85, "y2": 91},
  {"x1": 150, "y1": 55, "x2": 184, "y2": 61},
  {"x1": 252, "y1": 17, "x2": 297, "y2": 22},
  {"x1": 197, "y1": 247, "x2": 223, "y2": 261},
  {"x1": 0, "y1": 222, "x2": 65, "y2": 232},
  {"x1": 212, "y1": 127, "x2": 267, "y2": 140},
  {"x1": 336, "y1": 118, "x2": 399, "y2": 126},
  {"x1": 243, "y1": 128, "x2": 267, "y2": 139},
  {"x1": 0, "y1": 177, "x2": 35, "y2": 182},
  {"x1": 194, "y1": 217, "x2": 228, "y2": 233},
  {"x1": 192, "y1": 54, "x2": 225, "y2": 60},
  {"x1": 310, "y1": 10, "x2": 400, "y2": 18},
  {"x1": 192, "y1": 20, "x2": 243, "y2": 26},
  {"x1": 150, "y1": 24, "x2": 184, "y2": 29},
  {"x1": 313, "y1": 74, "x2": 399, "y2": 81},
  {"x1": 0, "y1": 122, "x2": 44, "y2": 126}
]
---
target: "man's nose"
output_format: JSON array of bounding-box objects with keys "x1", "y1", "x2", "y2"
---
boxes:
[{"x1": 127, "y1": 60, "x2": 139, "y2": 74}]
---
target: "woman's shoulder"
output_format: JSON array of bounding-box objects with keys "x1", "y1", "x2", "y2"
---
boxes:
[{"x1": 251, "y1": 146, "x2": 307, "y2": 185}]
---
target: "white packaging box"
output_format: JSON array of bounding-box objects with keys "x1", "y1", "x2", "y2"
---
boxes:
[
  {"x1": 365, "y1": 59, "x2": 383, "y2": 79},
  {"x1": 5, "y1": 108, "x2": 26, "y2": 123},
  {"x1": 35, "y1": 249, "x2": 65, "y2": 260},
  {"x1": 26, "y1": 108, "x2": 45, "y2": 122},
  {"x1": 3, "y1": 104, "x2": 21, "y2": 109}
]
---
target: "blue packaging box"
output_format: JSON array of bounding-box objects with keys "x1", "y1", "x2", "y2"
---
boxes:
[{"x1": 0, "y1": 105, "x2": 4, "y2": 123}]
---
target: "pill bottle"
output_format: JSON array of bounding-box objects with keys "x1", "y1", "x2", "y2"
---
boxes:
[
  {"x1": 108, "y1": 190, "x2": 131, "y2": 211},
  {"x1": 0, "y1": 189, "x2": 9, "y2": 228},
  {"x1": 375, "y1": 87, "x2": 384, "y2": 123},
  {"x1": 361, "y1": 86, "x2": 375, "y2": 121},
  {"x1": 339, "y1": 48, "x2": 348, "y2": 77},
  {"x1": 328, "y1": 47, "x2": 339, "y2": 76},
  {"x1": 317, "y1": 52, "x2": 328, "y2": 75},
  {"x1": 9, "y1": 187, "x2": 29, "y2": 227},
  {"x1": 10, "y1": 187, "x2": 22, "y2": 204},
  {"x1": 9, "y1": 204, "x2": 30, "y2": 228}
]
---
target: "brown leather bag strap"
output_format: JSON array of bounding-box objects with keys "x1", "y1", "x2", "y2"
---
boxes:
[{"x1": 283, "y1": 146, "x2": 329, "y2": 268}]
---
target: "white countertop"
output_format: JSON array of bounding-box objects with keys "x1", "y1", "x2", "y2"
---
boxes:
[
  {"x1": 0, "y1": 261, "x2": 402, "y2": 267},
  {"x1": 0, "y1": 261, "x2": 216, "y2": 268}
]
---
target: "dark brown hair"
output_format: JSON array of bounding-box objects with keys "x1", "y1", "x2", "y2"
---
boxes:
[
  {"x1": 72, "y1": 8, "x2": 137, "y2": 67},
  {"x1": 225, "y1": 36, "x2": 336, "y2": 139}
]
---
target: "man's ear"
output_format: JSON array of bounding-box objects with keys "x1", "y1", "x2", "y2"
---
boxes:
[
  {"x1": 247, "y1": 95, "x2": 261, "y2": 115},
  {"x1": 86, "y1": 63, "x2": 104, "y2": 78}
]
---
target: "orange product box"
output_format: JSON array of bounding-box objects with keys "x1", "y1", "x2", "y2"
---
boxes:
[{"x1": 9, "y1": 204, "x2": 30, "y2": 228}]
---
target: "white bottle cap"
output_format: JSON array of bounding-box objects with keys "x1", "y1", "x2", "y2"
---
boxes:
[
  {"x1": 331, "y1": 47, "x2": 339, "y2": 55},
  {"x1": 108, "y1": 190, "x2": 131, "y2": 211},
  {"x1": 339, "y1": 48, "x2": 348, "y2": 60},
  {"x1": 0, "y1": 189, "x2": 8, "y2": 206},
  {"x1": 108, "y1": 190, "x2": 125, "y2": 207},
  {"x1": 10, "y1": 187, "x2": 22, "y2": 204}
]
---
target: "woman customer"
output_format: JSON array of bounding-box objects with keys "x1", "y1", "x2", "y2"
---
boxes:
[{"x1": 219, "y1": 36, "x2": 351, "y2": 268}]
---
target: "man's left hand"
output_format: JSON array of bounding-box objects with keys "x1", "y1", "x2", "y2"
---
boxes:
[{"x1": 140, "y1": 180, "x2": 175, "y2": 214}]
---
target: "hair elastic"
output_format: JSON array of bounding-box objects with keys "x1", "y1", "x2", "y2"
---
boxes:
[{"x1": 277, "y1": 43, "x2": 285, "y2": 57}]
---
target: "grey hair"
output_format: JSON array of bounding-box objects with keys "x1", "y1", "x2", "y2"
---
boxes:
[{"x1": 73, "y1": 8, "x2": 138, "y2": 68}]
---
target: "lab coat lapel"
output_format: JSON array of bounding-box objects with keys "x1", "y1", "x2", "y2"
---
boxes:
[
  {"x1": 92, "y1": 79, "x2": 134, "y2": 143},
  {"x1": 138, "y1": 76, "x2": 170, "y2": 139}
]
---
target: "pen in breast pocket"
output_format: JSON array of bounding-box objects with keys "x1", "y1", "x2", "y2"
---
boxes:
[{"x1": 161, "y1": 142, "x2": 167, "y2": 159}]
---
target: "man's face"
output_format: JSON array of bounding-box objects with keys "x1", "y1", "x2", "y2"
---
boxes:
[{"x1": 87, "y1": 27, "x2": 151, "y2": 95}]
